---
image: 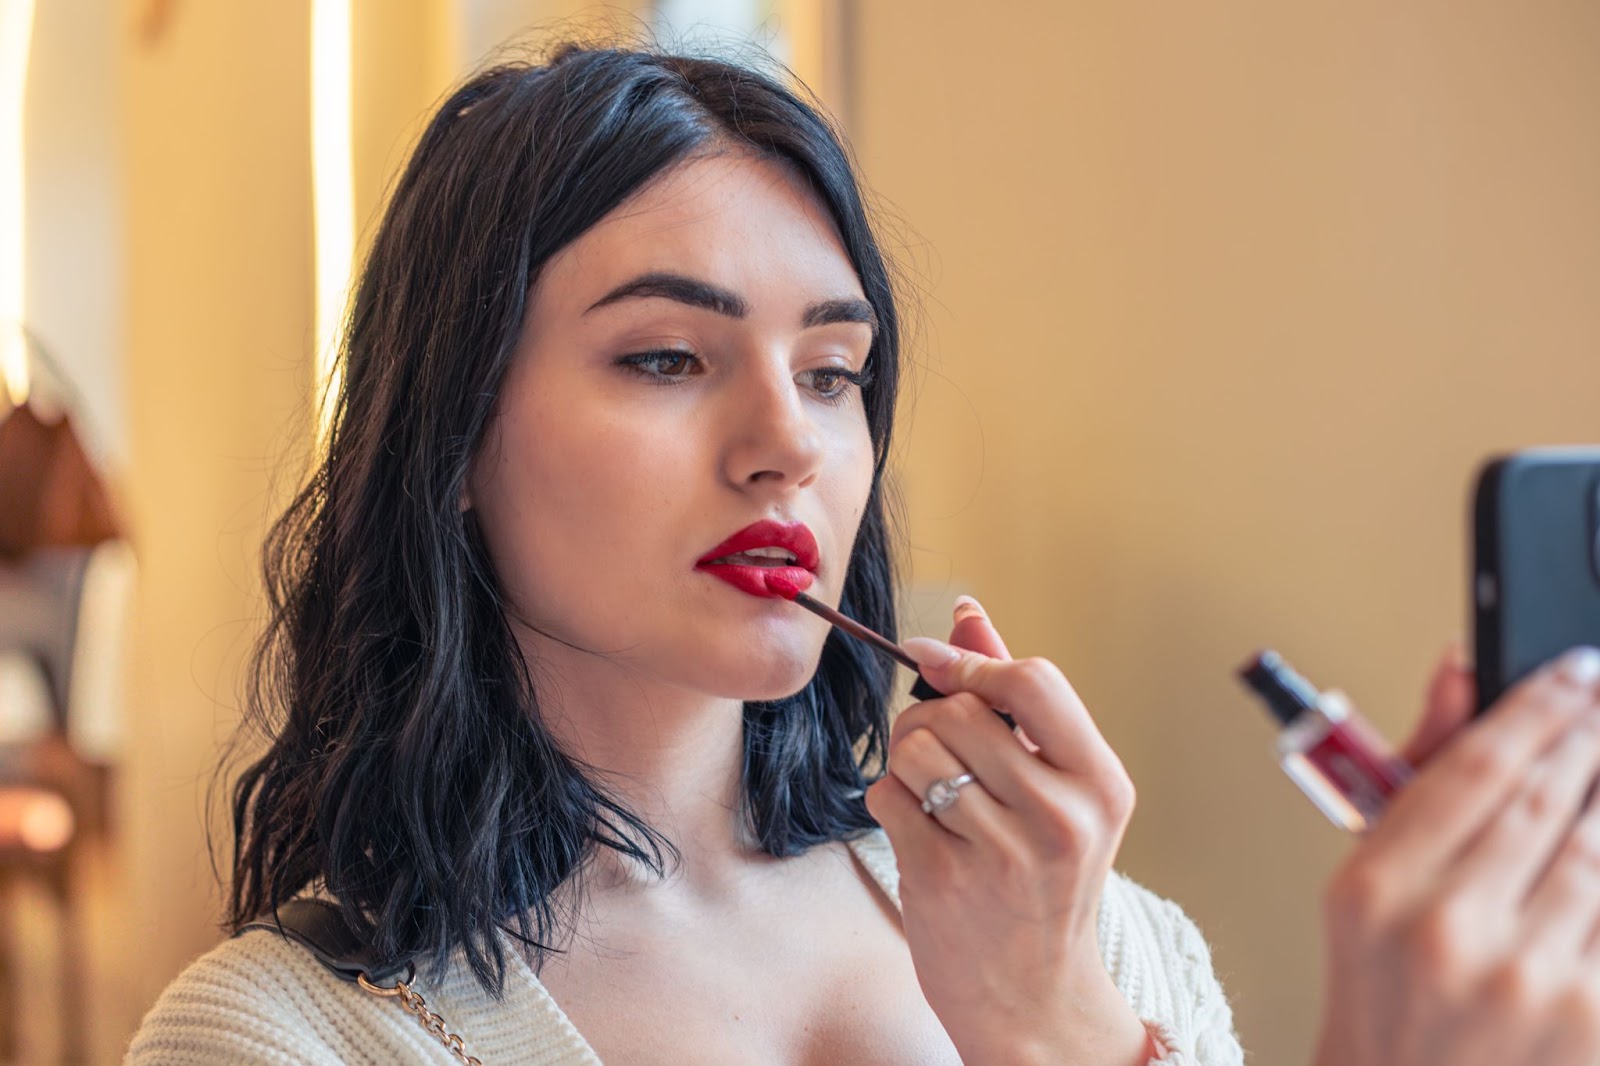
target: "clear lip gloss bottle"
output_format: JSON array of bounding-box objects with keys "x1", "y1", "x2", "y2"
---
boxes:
[{"x1": 1238, "y1": 650, "x2": 1414, "y2": 833}]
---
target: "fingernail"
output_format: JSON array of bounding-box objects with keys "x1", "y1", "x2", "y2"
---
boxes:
[
  {"x1": 952, "y1": 595, "x2": 986, "y2": 622},
  {"x1": 1558, "y1": 647, "x2": 1600, "y2": 687},
  {"x1": 902, "y1": 636, "x2": 961, "y2": 667}
]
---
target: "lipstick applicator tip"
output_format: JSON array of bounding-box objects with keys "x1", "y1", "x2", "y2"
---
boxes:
[{"x1": 762, "y1": 571, "x2": 809, "y2": 601}]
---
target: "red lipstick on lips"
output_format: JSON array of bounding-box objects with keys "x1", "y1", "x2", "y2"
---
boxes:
[{"x1": 695, "y1": 519, "x2": 819, "y2": 599}]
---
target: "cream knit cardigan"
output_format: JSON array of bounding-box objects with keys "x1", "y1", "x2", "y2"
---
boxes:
[{"x1": 126, "y1": 830, "x2": 1244, "y2": 1064}]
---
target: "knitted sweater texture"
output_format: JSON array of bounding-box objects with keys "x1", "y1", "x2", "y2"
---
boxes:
[{"x1": 126, "y1": 830, "x2": 1244, "y2": 1064}]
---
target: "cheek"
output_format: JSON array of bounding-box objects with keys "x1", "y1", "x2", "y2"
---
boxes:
[
  {"x1": 474, "y1": 399, "x2": 690, "y2": 637},
  {"x1": 831, "y1": 417, "x2": 877, "y2": 542}
]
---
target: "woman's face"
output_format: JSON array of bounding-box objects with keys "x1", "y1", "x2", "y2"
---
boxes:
[{"x1": 468, "y1": 150, "x2": 878, "y2": 702}]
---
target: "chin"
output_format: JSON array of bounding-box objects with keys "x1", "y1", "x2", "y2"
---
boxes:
[
  {"x1": 744, "y1": 674, "x2": 820, "y2": 703},
  {"x1": 734, "y1": 659, "x2": 824, "y2": 703},
  {"x1": 694, "y1": 634, "x2": 826, "y2": 702}
]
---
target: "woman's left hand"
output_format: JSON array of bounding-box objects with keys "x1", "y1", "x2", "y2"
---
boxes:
[{"x1": 864, "y1": 597, "x2": 1152, "y2": 1066}]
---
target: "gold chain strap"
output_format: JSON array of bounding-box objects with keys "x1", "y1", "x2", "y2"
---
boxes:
[{"x1": 358, "y1": 968, "x2": 484, "y2": 1066}]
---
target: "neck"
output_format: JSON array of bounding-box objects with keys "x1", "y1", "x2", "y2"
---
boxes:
[{"x1": 519, "y1": 630, "x2": 763, "y2": 897}]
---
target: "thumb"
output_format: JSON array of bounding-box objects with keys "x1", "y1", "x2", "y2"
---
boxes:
[
  {"x1": 947, "y1": 595, "x2": 1013, "y2": 661},
  {"x1": 1400, "y1": 642, "x2": 1477, "y2": 768}
]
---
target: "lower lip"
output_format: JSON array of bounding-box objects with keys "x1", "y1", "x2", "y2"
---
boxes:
[{"x1": 695, "y1": 563, "x2": 816, "y2": 599}]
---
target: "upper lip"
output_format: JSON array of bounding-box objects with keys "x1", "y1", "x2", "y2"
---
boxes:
[{"x1": 696, "y1": 519, "x2": 820, "y2": 571}]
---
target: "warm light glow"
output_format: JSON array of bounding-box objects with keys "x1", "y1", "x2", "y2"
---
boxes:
[
  {"x1": 18, "y1": 790, "x2": 73, "y2": 853},
  {"x1": 655, "y1": 0, "x2": 838, "y2": 114},
  {"x1": 772, "y1": 0, "x2": 825, "y2": 93},
  {"x1": 311, "y1": 0, "x2": 353, "y2": 437},
  {"x1": 0, "y1": 787, "x2": 74, "y2": 853},
  {"x1": 0, "y1": 0, "x2": 36, "y2": 408}
]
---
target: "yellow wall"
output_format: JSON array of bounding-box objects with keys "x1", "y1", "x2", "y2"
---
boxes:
[
  {"x1": 854, "y1": 3, "x2": 1600, "y2": 1060},
  {"x1": 24, "y1": 0, "x2": 125, "y2": 463},
  {"x1": 113, "y1": 0, "x2": 466, "y2": 1019},
  {"x1": 117, "y1": 0, "x2": 314, "y2": 1019},
  {"x1": 352, "y1": 0, "x2": 456, "y2": 253}
]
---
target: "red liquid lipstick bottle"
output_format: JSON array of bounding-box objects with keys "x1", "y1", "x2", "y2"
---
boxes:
[{"x1": 1239, "y1": 651, "x2": 1414, "y2": 833}]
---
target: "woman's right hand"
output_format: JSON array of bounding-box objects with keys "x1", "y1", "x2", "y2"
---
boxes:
[{"x1": 1314, "y1": 645, "x2": 1600, "y2": 1066}]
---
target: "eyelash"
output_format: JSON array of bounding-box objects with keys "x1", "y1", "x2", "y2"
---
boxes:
[{"x1": 616, "y1": 349, "x2": 873, "y2": 404}]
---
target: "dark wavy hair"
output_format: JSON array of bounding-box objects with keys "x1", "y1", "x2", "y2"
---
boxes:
[{"x1": 224, "y1": 44, "x2": 906, "y2": 995}]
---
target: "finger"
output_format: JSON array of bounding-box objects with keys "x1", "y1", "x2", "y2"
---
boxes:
[
  {"x1": 1362, "y1": 647, "x2": 1600, "y2": 877},
  {"x1": 865, "y1": 773, "x2": 954, "y2": 868},
  {"x1": 1447, "y1": 714, "x2": 1600, "y2": 908},
  {"x1": 900, "y1": 638, "x2": 1112, "y2": 776},
  {"x1": 948, "y1": 596, "x2": 1012, "y2": 660},
  {"x1": 1524, "y1": 762, "x2": 1600, "y2": 956},
  {"x1": 888, "y1": 724, "x2": 1020, "y2": 842},
  {"x1": 1399, "y1": 641, "x2": 1477, "y2": 768},
  {"x1": 892, "y1": 689, "x2": 987, "y2": 749},
  {"x1": 892, "y1": 690, "x2": 1069, "y2": 820}
]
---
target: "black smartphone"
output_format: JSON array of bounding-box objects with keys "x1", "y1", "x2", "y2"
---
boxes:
[{"x1": 1472, "y1": 447, "x2": 1600, "y2": 712}]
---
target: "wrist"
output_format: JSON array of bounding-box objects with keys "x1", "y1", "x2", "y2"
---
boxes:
[{"x1": 945, "y1": 973, "x2": 1151, "y2": 1066}]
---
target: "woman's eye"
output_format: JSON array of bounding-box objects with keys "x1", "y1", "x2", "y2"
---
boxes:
[
  {"x1": 804, "y1": 366, "x2": 872, "y2": 402},
  {"x1": 618, "y1": 349, "x2": 701, "y2": 381}
]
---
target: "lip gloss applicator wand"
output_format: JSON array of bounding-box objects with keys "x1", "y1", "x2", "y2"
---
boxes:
[{"x1": 762, "y1": 572, "x2": 1017, "y2": 730}]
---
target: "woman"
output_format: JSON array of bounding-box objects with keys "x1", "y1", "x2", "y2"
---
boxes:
[{"x1": 126, "y1": 44, "x2": 1600, "y2": 1065}]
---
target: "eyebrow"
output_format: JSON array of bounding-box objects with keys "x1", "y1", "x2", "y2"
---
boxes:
[{"x1": 585, "y1": 271, "x2": 878, "y2": 337}]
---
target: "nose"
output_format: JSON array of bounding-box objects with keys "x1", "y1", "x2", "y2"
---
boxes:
[{"x1": 719, "y1": 355, "x2": 825, "y2": 493}]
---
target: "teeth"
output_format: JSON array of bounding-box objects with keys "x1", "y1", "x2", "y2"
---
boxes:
[
  {"x1": 742, "y1": 546, "x2": 798, "y2": 562},
  {"x1": 712, "y1": 546, "x2": 800, "y2": 566}
]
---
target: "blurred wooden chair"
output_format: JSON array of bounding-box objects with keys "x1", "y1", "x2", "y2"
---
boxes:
[
  {"x1": 0, "y1": 549, "x2": 117, "y2": 1065},
  {"x1": 0, "y1": 392, "x2": 126, "y2": 1064}
]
